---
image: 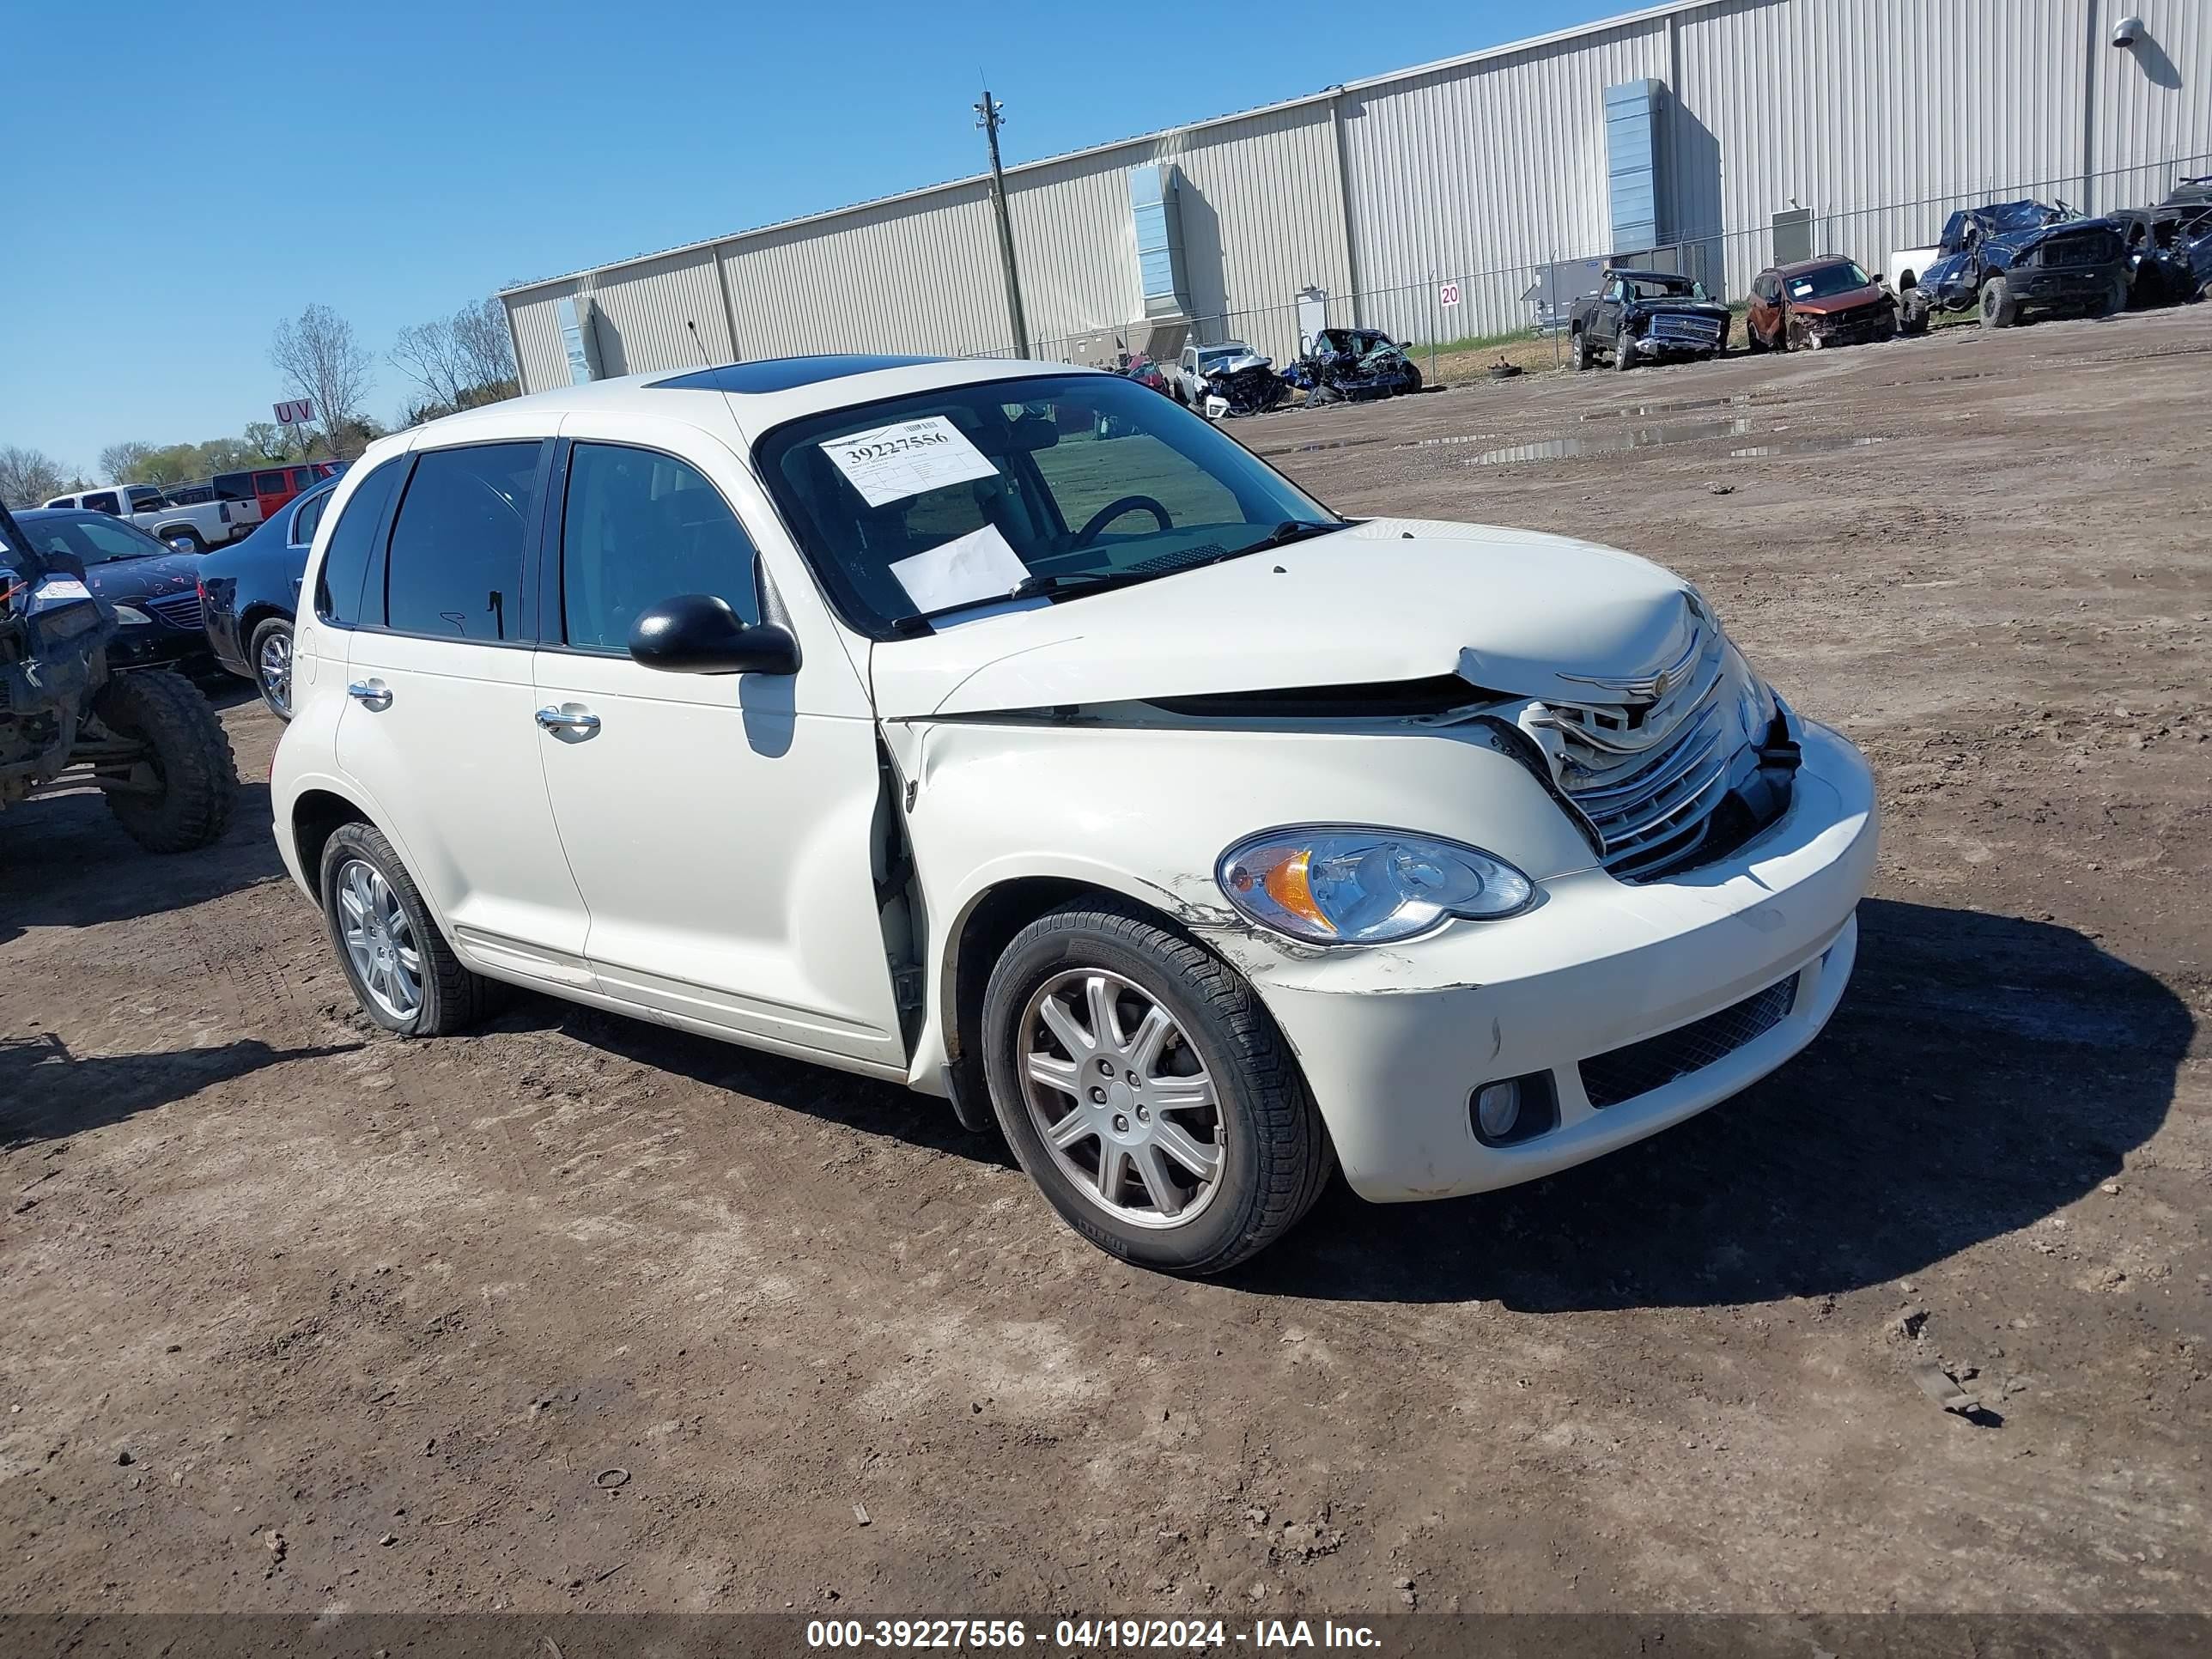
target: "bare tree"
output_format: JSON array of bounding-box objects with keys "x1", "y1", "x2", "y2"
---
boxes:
[
  {"x1": 390, "y1": 298, "x2": 518, "y2": 419},
  {"x1": 99, "y1": 440, "x2": 156, "y2": 483},
  {"x1": 387, "y1": 318, "x2": 470, "y2": 410},
  {"x1": 270, "y1": 303, "x2": 373, "y2": 457},
  {"x1": 0, "y1": 445, "x2": 76, "y2": 507},
  {"x1": 451, "y1": 297, "x2": 518, "y2": 396}
]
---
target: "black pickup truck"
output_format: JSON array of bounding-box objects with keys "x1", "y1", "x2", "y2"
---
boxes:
[{"x1": 1571, "y1": 268, "x2": 1732, "y2": 371}]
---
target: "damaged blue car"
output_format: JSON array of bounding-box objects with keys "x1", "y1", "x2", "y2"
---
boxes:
[{"x1": 1905, "y1": 201, "x2": 2128, "y2": 330}]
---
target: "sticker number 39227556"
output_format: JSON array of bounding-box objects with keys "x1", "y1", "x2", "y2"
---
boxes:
[{"x1": 822, "y1": 416, "x2": 999, "y2": 507}]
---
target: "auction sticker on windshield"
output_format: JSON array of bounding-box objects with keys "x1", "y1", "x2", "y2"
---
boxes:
[{"x1": 823, "y1": 416, "x2": 998, "y2": 507}]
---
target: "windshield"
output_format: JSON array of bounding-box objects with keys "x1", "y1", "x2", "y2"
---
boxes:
[
  {"x1": 757, "y1": 373, "x2": 1339, "y2": 636},
  {"x1": 12, "y1": 512, "x2": 169, "y2": 567},
  {"x1": 1198, "y1": 347, "x2": 1246, "y2": 368},
  {"x1": 1784, "y1": 261, "x2": 1874, "y2": 300},
  {"x1": 1625, "y1": 276, "x2": 1703, "y2": 301}
]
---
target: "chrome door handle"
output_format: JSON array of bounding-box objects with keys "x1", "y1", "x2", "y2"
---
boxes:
[
  {"x1": 347, "y1": 679, "x2": 392, "y2": 711},
  {"x1": 535, "y1": 705, "x2": 601, "y2": 736}
]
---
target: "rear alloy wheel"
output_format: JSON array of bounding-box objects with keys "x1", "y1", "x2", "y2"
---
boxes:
[
  {"x1": 249, "y1": 617, "x2": 295, "y2": 720},
  {"x1": 983, "y1": 901, "x2": 1330, "y2": 1274},
  {"x1": 91, "y1": 668, "x2": 236, "y2": 853},
  {"x1": 1572, "y1": 328, "x2": 1593, "y2": 371},
  {"x1": 319, "y1": 821, "x2": 496, "y2": 1036}
]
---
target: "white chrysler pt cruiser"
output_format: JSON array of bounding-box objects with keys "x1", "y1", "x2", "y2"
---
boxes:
[{"x1": 271, "y1": 355, "x2": 1877, "y2": 1273}]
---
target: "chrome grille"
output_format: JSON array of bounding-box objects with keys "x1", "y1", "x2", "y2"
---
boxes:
[
  {"x1": 146, "y1": 592, "x2": 204, "y2": 630},
  {"x1": 1650, "y1": 314, "x2": 1723, "y2": 347},
  {"x1": 1535, "y1": 612, "x2": 1744, "y2": 881}
]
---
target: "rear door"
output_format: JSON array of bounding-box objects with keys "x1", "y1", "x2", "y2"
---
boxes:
[
  {"x1": 529, "y1": 416, "x2": 903, "y2": 1068},
  {"x1": 333, "y1": 434, "x2": 593, "y2": 988},
  {"x1": 252, "y1": 468, "x2": 293, "y2": 523}
]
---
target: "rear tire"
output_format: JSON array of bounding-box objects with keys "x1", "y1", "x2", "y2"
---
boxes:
[
  {"x1": 92, "y1": 669, "x2": 236, "y2": 854},
  {"x1": 248, "y1": 617, "x2": 295, "y2": 720},
  {"x1": 1572, "y1": 328, "x2": 1592, "y2": 371},
  {"x1": 319, "y1": 821, "x2": 496, "y2": 1037},
  {"x1": 981, "y1": 899, "x2": 1331, "y2": 1275},
  {"x1": 1978, "y1": 276, "x2": 2018, "y2": 328}
]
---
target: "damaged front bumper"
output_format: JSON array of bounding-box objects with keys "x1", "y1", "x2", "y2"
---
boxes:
[{"x1": 1200, "y1": 720, "x2": 1877, "y2": 1201}]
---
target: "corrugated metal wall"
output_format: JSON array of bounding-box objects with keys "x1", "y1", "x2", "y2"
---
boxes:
[{"x1": 503, "y1": 0, "x2": 2212, "y2": 393}]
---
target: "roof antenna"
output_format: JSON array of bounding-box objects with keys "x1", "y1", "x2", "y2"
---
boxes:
[{"x1": 685, "y1": 319, "x2": 713, "y2": 368}]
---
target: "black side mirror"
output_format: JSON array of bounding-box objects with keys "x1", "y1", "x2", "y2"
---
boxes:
[{"x1": 629, "y1": 593, "x2": 800, "y2": 676}]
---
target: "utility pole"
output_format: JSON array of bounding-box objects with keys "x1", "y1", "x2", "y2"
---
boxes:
[{"x1": 975, "y1": 83, "x2": 1030, "y2": 357}]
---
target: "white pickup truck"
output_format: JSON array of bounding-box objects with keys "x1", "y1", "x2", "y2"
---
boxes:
[{"x1": 40, "y1": 483, "x2": 244, "y2": 552}]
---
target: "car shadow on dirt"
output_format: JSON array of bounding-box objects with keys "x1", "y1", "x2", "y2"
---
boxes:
[
  {"x1": 1237, "y1": 897, "x2": 2196, "y2": 1309},
  {"x1": 483, "y1": 998, "x2": 1020, "y2": 1168},
  {"x1": 1, "y1": 1031, "x2": 364, "y2": 1151},
  {"x1": 0, "y1": 781, "x2": 286, "y2": 947}
]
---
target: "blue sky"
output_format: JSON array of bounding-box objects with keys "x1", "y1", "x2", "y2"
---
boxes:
[{"x1": 2, "y1": 0, "x2": 1626, "y2": 471}]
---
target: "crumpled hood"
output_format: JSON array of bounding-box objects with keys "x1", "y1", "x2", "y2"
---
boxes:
[
  {"x1": 1790, "y1": 283, "x2": 1889, "y2": 316},
  {"x1": 870, "y1": 518, "x2": 1700, "y2": 719}
]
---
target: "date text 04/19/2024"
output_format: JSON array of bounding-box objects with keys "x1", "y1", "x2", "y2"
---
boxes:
[{"x1": 805, "y1": 1619, "x2": 1383, "y2": 1650}]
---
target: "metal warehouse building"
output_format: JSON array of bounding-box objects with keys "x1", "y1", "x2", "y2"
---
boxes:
[{"x1": 502, "y1": 0, "x2": 2211, "y2": 394}]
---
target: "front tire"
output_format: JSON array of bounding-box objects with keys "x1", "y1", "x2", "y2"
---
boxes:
[
  {"x1": 92, "y1": 669, "x2": 236, "y2": 853},
  {"x1": 319, "y1": 821, "x2": 496, "y2": 1036},
  {"x1": 981, "y1": 900, "x2": 1330, "y2": 1275},
  {"x1": 248, "y1": 616, "x2": 295, "y2": 720},
  {"x1": 2095, "y1": 276, "x2": 2127, "y2": 318},
  {"x1": 1979, "y1": 276, "x2": 2018, "y2": 328},
  {"x1": 1614, "y1": 327, "x2": 1638, "y2": 370},
  {"x1": 161, "y1": 528, "x2": 207, "y2": 555}
]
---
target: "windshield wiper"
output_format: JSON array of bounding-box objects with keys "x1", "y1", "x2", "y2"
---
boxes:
[{"x1": 1244, "y1": 520, "x2": 1344, "y2": 553}]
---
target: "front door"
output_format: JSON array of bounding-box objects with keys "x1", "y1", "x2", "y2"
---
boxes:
[
  {"x1": 530, "y1": 422, "x2": 904, "y2": 1070},
  {"x1": 332, "y1": 436, "x2": 594, "y2": 989}
]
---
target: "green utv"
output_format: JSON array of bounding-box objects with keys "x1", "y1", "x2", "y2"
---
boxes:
[{"x1": 0, "y1": 497, "x2": 235, "y2": 853}]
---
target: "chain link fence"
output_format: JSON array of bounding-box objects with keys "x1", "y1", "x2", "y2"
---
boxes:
[{"x1": 967, "y1": 149, "x2": 2211, "y2": 379}]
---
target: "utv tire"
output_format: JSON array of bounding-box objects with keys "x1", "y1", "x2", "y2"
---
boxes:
[
  {"x1": 1572, "y1": 328, "x2": 1593, "y2": 371},
  {"x1": 248, "y1": 616, "x2": 295, "y2": 720},
  {"x1": 93, "y1": 668, "x2": 236, "y2": 853},
  {"x1": 319, "y1": 820, "x2": 498, "y2": 1037},
  {"x1": 1978, "y1": 276, "x2": 2018, "y2": 328},
  {"x1": 981, "y1": 898, "x2": 1332, "y2": 1276}
]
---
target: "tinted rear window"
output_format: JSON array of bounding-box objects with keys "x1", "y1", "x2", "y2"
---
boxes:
[
  {"x1": 383, "y1": 443, "x2": 540, "y2": 641},
  {"x1": 214, "y1": 473, "x2": 256, "y2": 501},
  {"x1": 314, "y1": 459, "x2": 405, "y2": 626}
]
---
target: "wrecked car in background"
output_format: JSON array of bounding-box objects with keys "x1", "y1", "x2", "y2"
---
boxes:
[
  {"x1": 270, "y1": 355, "x2": 1876, "y2": 1275},
  {"x1": 1571, "y1": 269, "x2": 1730, "y2": 370},
  {"x1": 1196, "y1": 348, "x2": 1289, "y2": 418},
  {"x1": 1282, "y1": 328, "x2": 1423, "y2": 404},
  {"x1": 1745, "y1": 258, "x2": 1900, "y2": 351},
  {"x1": 1904, "y1": 201, "x2": 2127, "y2": 328},
  {"x1": 2108, "y1": 199, "x2": 2212, "y2": 307}
]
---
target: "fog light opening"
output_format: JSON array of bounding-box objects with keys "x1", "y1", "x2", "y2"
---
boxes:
[{"x1": 1474, "y1": 1080, "x2": 1521, "y2": 1140}]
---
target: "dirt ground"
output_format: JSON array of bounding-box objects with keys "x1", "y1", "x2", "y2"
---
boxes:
[{"x1": 4, "y1": 308, "x2": 2208, "y2": 1621}]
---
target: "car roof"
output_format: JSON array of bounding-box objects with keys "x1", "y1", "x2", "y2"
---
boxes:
[
  {"x1": 379, "y1": 354, "x2": 1100, "y2": 459},
  {"x1": 1773, "y1": 256, "x2": 1864, "y2": 277},
  {"x1": 1605, "y1": 267, "x2": 1693, "y2": 283}
]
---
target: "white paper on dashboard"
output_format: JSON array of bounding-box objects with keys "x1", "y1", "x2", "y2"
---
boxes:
[
  {"x1": 822, "y1": 416, "x2": 999, "y2": 507},
  {"x1": 889, "y1": 523, "x2": 1035, "y2": 615}
]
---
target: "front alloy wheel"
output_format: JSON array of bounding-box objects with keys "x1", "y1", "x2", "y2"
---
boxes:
[
  {"x1": 981, "y1": 899, "x2": 1332, "y2": 1274},
  {"x1": 1018, "y1": 969, "x2": 1226, "y2": 1228}
]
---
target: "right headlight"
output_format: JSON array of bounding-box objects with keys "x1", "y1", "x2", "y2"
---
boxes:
[{"x1": 1217, "y1": 827, "x2": 1534, "y2": 947}]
